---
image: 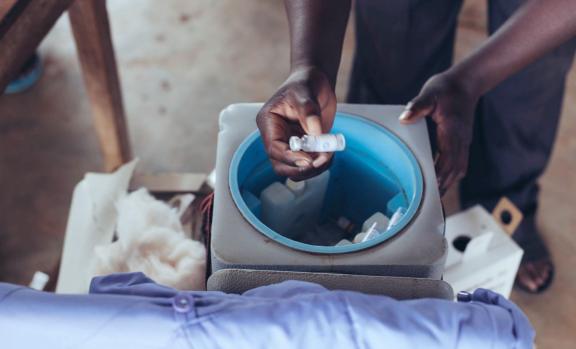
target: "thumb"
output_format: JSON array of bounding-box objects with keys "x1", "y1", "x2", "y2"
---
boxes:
[
  {"x1": 399, "y1": 93, "x2": 436, "y2": 124},
  {"x1": 303, "y1": 114, "x2": 323, "y2": 136},
  {"x1": 290, "y1": 89, "x2": 323, "y2": 136}
]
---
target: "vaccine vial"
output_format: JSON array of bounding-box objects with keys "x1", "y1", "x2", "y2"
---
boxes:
[
  {"x1": 386, "y1": 207, "x2": 405, "y2": 230},
  {"x1": 29, "y1": 271, "x2": 50, "y2": 291},
  {"x1": 289, "y1": 134, "x2": 346, "y2": 152}
]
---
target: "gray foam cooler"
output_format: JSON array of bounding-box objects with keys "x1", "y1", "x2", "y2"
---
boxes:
[{"x1": 211, "y1": 103, "x2": 447, "y2": 279}]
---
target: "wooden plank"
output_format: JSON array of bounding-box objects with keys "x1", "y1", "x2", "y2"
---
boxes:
[
  {"x1": 68, "y1": 0, "x2": 131, "y2": 171},
  {"x1": 0, "y1": 0, "x2": 20, "y2": 24},
  {"x1": 130, "y1": 173, "x2": 208, "y2": 193},
  {"x1": 0, "y1": 0, "x2": 73, "y2": 90}
]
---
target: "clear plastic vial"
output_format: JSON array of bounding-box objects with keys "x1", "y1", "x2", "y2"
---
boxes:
[{"x1": 289, "y1": 134, "x2": 346, "y2": 152}]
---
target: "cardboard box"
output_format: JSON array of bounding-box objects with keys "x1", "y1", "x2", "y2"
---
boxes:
[
  {"x1": 55, "y1": 160, "x2": 209, "y2": 293},
  {"x1": 443, "y1": 205, "x2": 523, "y2": 298}
]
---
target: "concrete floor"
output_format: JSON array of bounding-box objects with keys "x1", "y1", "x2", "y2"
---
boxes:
[{"x1": 0, "y1": 0, "x2": 575, "y2": 347}]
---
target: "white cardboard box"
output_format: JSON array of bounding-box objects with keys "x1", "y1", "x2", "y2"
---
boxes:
[
  {"x1": 56, "y1": 160, "x2": 207, "y2": 294},
  {"x1": 443, "y1": 205, "x2": 523, "y2": 298}
]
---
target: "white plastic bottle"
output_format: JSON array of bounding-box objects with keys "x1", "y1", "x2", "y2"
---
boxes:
[
  {"x1": 289, "y1": 134, "x2": 346, "y2": 152},
  {"x1": 260, "y1": 171, "x2": 330, "y2": 239},
  {"x1": 362, "y1": 212, "x2": 390, "y2": 232},
  {"x1": 351, "y1": 212, "x2": 390, "y2": 243}
]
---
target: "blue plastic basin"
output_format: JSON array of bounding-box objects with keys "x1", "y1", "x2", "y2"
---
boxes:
[{"x1": 229, "y1": 113, "x2": 423, "y2": 254}]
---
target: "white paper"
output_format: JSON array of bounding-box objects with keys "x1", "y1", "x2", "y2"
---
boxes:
[{"x1": 56, "y1": 160, "x2": 138, "y2": 294}]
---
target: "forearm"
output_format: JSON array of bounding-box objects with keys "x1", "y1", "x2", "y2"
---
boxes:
[
  {"x1": 448, "y1": 0, "x2": 576, "y2": 96},
  {"x1": 285, "y1": 0, "x2": 351, "y2": 88}
]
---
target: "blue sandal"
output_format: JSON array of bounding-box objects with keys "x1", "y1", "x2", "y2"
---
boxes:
[{"x1": 4, "y1": 54, "x2": 43, "y2": 95}]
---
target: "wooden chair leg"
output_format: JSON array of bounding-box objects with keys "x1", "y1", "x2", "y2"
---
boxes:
[
  {"x1": 68, "y1": 0, "x2": 131, "y2": 172},
  {"x1": 0, "y1": 0, "x2": 73, "y2": 91}
]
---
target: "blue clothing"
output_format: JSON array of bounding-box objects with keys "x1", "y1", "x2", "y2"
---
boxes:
[
  {"x1": 349, "y1": 0, "x2": 576, "y2": 258},
  {"x1": 0, "y1": 272, "x2": 534, "y2": 348}
]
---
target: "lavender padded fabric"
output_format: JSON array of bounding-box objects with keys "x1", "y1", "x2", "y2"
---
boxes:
[{"x1": 0, "y1": 272, "x2": 534, "y2": 349}]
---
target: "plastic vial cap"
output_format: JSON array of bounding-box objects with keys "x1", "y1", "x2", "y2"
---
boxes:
[
  {"x1": 457, "y1": 291, "x2": 473, "y2": 303},
  {"x1": 336, "y1": 134, "x2": 346, "y2": 151},
  {"x1": 353, "y1": 232, "x2": 367, "y2": 244},
  {"x1": 289, "y1": 136, "x2": 302, "y2": 151},
  {"x1": 286, "y1": 178, "x2": 306, "y2": 192},
  {"x1": 29, "y1": 271, "x2": 50, "y2": 291},
  {"x1": 336, "y1": 239, "x2": 352, "y2": 246}
]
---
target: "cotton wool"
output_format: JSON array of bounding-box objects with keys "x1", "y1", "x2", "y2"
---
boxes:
[{"x1": 93, "y1": 188, "x2": 206, "y2": 290}]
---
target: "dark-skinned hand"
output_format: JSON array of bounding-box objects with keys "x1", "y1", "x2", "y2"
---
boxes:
[
  {"x1": 400, "y1": 72, "x2": 479, "y2": 196},
  {"x1": 256, "y1": 67, "x2": 337, "y2": 181}
]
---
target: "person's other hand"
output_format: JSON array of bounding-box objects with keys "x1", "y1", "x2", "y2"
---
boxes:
[
  {"x1": 257, "y1": 67, "x2": 337, "y2": 181},
  {"x1": 399, "y1": 72, "x2": 478, "y2": 195}
]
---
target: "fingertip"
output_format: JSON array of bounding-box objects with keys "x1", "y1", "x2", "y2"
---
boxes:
[
  {"x1": 398, "y1": 110, "x2": 412, "y2": 122},
  {"x1": 437, "y1": 179, "x2": 446, "y2": 196},
  {"x1": 400, "y1": 97, "x2": 436, "y2": 124},
  {"x1": 312, "y1": 158, "x2": 326, "y2": 168},
  {"x1": 400, "y1": 109, "x2": 430, "y2": 124},
  {"x1": 312, "y1": 153, "x2": 331, "y2": 168},
  {"x1": 273, "y1": 162, "x2": 310, "y2": 179},
  {"x1": 312, "y1": 157, "x2": 325, "y2": 168},
  {"x1": 287, "y1": 150, "x2": 314, "y2": 167}
]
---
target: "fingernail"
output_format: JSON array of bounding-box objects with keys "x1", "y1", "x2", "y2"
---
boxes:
[
  {"x1": 399, "y1": 110, "x2": 411, "y2": 121},
  {"x1": 312, "y1": 157, "x2": 327, "y2": 168},
  {"x1": 295, "y1": 160, "x2": 311, "y2": 168},
  {"x1": 399, "y1": 102, "x2": 413, "y2": 121}
]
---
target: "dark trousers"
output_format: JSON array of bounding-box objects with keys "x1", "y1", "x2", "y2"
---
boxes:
[{"x1": 347, "y1": 0, "x2": 576, "y2": 259}]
